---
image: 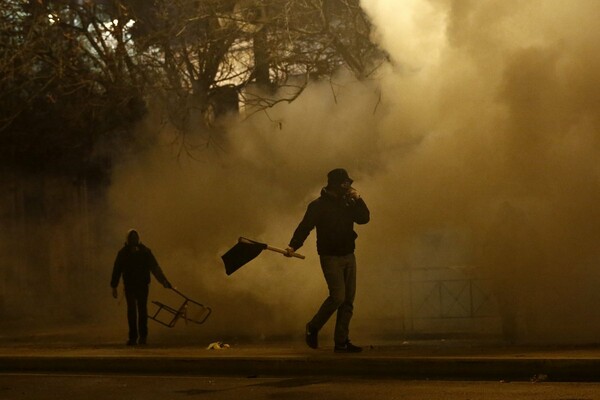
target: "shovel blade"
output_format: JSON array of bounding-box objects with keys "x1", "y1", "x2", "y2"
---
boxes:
[{"x1": 221, "y1": 238, "x2": 267, "y2": 275}]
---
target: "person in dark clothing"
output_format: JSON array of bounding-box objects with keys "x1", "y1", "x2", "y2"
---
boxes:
[
  {"x1": 285, "y1": 168, "x2": 370, "y2": 353},
  {"x1": 111, "y1": 229, "x2": 172, "y2": 346}
]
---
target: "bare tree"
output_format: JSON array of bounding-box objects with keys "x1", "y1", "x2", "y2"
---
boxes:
[
  {"x1": 129, "y1": 0, "x2": 385, "y2": 115},
  {"x1": 0, "y1": 0, "x2": 146, "y2": 178},
  {"x1": 0, "y1": 0, "x2": 384, "y2": 173}
]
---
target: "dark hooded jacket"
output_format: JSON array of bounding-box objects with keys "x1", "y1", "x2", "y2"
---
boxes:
[
  {"x1": 110, "y1": 243, "x2": 170, "y2": 289},
  {"x1": 289, "y1": 187, "x2": 370, "y2": 256}
]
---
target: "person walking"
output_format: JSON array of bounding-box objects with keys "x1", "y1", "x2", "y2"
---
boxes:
[
  {"x1": 111, "y1": 229, "x2": 172, "y2": 346},
  {"x1": 286, "y1": 168, "x2": 370, "y2": 353}
]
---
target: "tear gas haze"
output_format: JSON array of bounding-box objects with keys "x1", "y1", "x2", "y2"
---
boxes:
[
  {"x1": 107, "y1": 0, "x2": 600, "y2": 344},
  {"x1": 7, "y1": 0, "x2": 598, "y2": 345}
]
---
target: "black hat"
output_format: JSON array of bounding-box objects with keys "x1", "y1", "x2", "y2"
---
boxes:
[{"x1": 327, "y1": 168, "x2": 353, "y2": 185}]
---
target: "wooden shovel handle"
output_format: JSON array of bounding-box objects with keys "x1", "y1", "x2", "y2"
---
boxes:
[
  {"x1": 238, "y1": 237, "x2": 305, "y2": 259},
  {"x1": 266, "y1": 245, "x2": 305, "y2": 259}
]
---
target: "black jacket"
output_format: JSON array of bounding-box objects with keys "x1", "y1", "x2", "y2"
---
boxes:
[
  {"x1": 110, "y1": 243, "x2": 170, "y2": 289},
  {"x1": 289, "y1": 187, "x2": 370, "y2": 256}
]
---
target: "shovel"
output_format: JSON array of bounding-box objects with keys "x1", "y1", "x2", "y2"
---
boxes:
[{"x1": 221, "y1": 237, "x2": 305, "y2": 275}]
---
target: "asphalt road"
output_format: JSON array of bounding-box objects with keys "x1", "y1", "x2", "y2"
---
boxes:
[
  {"x1": 1, "y1": 373, "x2": 600, "y2": 400},
  {"x1": 5, "y1": 342, "x2": 600, "y2": 381}
]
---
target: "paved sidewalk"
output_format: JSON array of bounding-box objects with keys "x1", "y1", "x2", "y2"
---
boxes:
[{"x1": 2, "y1": 338, "x2": 600, "y2": 382}]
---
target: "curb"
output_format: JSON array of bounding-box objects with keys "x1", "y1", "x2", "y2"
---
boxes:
[{"x1": 2, "y1": 356, "x2": 600, "y2": 381}]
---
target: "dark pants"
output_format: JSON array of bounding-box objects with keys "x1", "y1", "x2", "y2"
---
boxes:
[
  {"x1": 124, "y1": 285, "x2": 149, "y2": 341},
  {"x1": 308, "y1": 254, "x2": 357, "y2": 345}
]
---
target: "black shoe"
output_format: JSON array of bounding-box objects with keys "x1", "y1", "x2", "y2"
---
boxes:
[
  {"x1": 126, "y1": 339, "x2": 137, "y2": 346},
  {"x1": 138, "y1": 337, "x2": 147, "y2": 345},
  {"x1": 334, "y1": 340, "x2": 362, "y2": 353},
  {"x1": 305, "y1": 324, "x2": 318, "y2": 349}
]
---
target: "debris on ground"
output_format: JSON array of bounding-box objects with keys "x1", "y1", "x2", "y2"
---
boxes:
[{"x1": 206, "y1": 341, "x2": 230, "y2": 350}]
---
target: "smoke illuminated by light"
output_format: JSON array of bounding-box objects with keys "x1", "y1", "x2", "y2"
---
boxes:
[{"x1": 104, "y1": 0, "x2": 600, "y2": 344}]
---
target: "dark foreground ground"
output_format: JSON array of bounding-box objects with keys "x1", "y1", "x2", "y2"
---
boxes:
[
  {"x1": 3, "y1": 374, "x2": 600, "y2": 400},
  {"x1": 2, "y1": 323, "x2": 600, "y2": 382}
]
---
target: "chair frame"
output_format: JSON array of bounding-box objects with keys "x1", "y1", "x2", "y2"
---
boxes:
[{"x1": 149, "y1": 288, "x2": 212, "y2": 328}]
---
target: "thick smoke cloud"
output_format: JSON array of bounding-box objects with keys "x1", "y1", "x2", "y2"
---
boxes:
[
  {"x1": 360, "y1": 0, "x2": 600, "y2": 343},
  {"x1": 106, "y1": 79, "x2": 383, "y2": 342},
  {"x1": 105, "y1": 0, "x2": 600, "y2": 344}
]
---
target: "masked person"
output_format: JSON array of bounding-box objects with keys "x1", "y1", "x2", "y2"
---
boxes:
[
  {"x1": 286, "y1": 168, "x2": 370, "y2": 353},
  {"x1": 111, "y1": 229, "x2": 172, "y2": 346}
]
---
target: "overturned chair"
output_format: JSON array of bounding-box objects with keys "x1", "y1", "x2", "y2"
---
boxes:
[{"x1": 149, "y1": 288, "x2": 212, "y2": 328}]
